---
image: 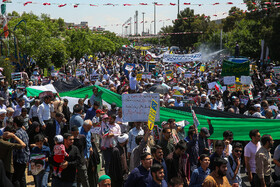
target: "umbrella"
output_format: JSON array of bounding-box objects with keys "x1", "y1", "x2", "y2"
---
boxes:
[{"x1": 147, "y1": 84, "x2": 169, "y2": 94}]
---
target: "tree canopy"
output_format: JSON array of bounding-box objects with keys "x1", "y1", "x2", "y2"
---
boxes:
[{"x1": 3, "y1": 11, "x2": 129, "y2": 69}]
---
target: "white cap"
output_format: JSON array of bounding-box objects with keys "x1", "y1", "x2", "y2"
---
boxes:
[
  {"x1": 168, "y1": 98, "x2": 175, "y2": 103},
  {"x1": 117, "y1": 134, "x2": 129, "y2": 143},
  {"x1": 201, "y1": 94, "x2": 206, "y2": 97},
  {"x1": 0, "y1": 109, "x2": 6, "y2": 115},
  {"x1": 254, "y1": 104, "x2": 261, "y2": 108},
  {"x1": 54, "y1": 135, "x2": 64, "y2": 143}
]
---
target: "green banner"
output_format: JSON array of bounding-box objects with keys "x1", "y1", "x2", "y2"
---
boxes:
[
  {"x1": 221, "y1": 60, "x2": 250, "y2": 77},
  {"x1": 27, "y1": 85, "x2": 280, "y2": 141}
]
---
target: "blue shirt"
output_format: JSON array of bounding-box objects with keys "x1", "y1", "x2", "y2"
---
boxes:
[
  {"x1": 184, "y1": 135, "x2": 199, "y2": 172},
  {"x1": 148, "y1": 179, "x2": 168, "y2": 187},
  {"x1": 70, "y1": 113, "x2": 84, "y2": 129},
  {"x1": 13, "y1": 128, "x2": 30, "y2": 164},
  {"x1": 31, "y1": 145, "x2": 51, "y2": 172},
  {"x1": 79, "y1": 126, "x2": 92, "y2": 159},
  {"x1": 125, "y1": 165, "x2": 152, "y2": 187},
  {"x1": 55, "y1": 120, "x2": 61, "y2": 135},
  {"x1": 189, "y1": 166, "x2": 210, "y2": 187},
  {"x1": 84, "y1": 108, "x2": 96, "y2": 121}
]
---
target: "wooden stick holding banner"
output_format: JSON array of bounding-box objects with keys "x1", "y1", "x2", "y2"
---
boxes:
[{"x1": 147, "y1": 99, "x2": 158, "y2": 130}]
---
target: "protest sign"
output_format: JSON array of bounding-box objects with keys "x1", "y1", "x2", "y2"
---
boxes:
[
  {"x1": 264, "y1": 79, "x2": 272, "y2": 86},
  {"x1": 184, "y1": 74, "x2": 192, "y2": 78},
  {"x1": 142, "y1": 72, "x2": 152, "y2": 79},
  {"x1": 122, "y1": 93, "x2": 160, "y2": 122},
  {"x1": 153, "y1": 125, "x2": 160, "y2": 141},
  {"x1": 208, "y1": 82, "x2": 217, "y2": 89},
  {"x1": 11, "y1": 72, "x2": 22, "y2": 80},
  {"x1": 76, "y1": 69, "x2": 82, "y2": 77},
  {"x1": 125, "y1": 65, "x2": 134, "y2": 71},
  {"x1": 165, "y1": 70, "x2": 173, "y2": 77},
  {"x1": 227, "y1": 84, "x2": 236, "y2": 92},
  {"x1": 239, "y1": 95, "x2": 249, "y2": 105},
  {"x1": 223, "y1": 76, "x2": 236, "y2": 85},
  {"x1": 147, "y1": 99, "x2": 158, "y2": 130},
  {"x1": 136, "y1": 73, "x2": 142, "y2": 81},
  {"x1": 163, "y1": 53, "x2": 202, "y2": 63},
  {"x1": 90, "y1": 73, "x2": 99, "y2": 81},
  {"x1": 29, "y1": 154, "x2": 46, "y2": 176},
  {"x1": 273, "y1": 67, "x2": 280, "y2": 74},
  {"x1": 51, "y1": 71, "x2": 58, "y2": 77},
  {"x1": 236, "y1": 84, "x2": 243, "y2": 91},
  {"x1": 221, "y1": 60, "x2": 250, "y2": 77},
  {"x1": 241, "y1": 76, "x2": 252, "y2": 85}
]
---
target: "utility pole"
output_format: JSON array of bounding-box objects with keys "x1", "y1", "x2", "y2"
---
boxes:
[
  {"x1": 220, "y1": 29, "x2": 223, "y2": 50},
  {"x1": 136, "y1": 11, "x2": 138, "y2": 35},
  {"x1": 154, "y1": 2, "x2": 157, "y2": 35},
  {"x1": 178, "y1": 0, "x2": 180, "y2": 15},
  {"x1": 142, "y1": 12, "x2": 145, "y2": 35}
]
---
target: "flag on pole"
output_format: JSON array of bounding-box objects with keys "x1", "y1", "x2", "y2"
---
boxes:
[
  {"x1": 191, "y1": 108, "x2": 200, "y2": 128},
  {"x1": 215, "y1": 81, "x2": 223, "y2": 93},
  {"x1": 1, "y1": 4, "x2": 8, "y2": 38}
]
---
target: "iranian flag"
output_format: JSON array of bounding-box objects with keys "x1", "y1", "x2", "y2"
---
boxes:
[{"x1": 215, "y1": 81, "x2": 223, "y2": 93}]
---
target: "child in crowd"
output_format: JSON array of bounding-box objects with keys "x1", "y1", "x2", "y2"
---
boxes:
[{"x1": 53, "y1": 135, "x2": 68, "y2": 178}]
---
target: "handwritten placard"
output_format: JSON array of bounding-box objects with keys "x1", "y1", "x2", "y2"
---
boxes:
[
  {"x1": 122, "y1": 93, "x2": 160, "y2": 122},
  {"x1": 223, "y1": 76, "x2": 236, "y2": 85},
  {"x1": 241, "y1": 76, "x2": 252, "y2": 85}
]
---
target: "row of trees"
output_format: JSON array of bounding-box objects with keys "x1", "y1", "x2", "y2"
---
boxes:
[
  {"x1": 4, "y1": 11, "x2": 130, "y2": 69},
  {"x1": 145, "y1": 0, "x2": 280, "y2": 60}
]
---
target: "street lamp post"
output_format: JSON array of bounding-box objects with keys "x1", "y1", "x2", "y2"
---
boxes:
[
  {"x1": 154, "y1": 2, "x2": 156, "y2": 35},
  {"x1": 142, "y1": 12, "x2": 145, "y2": 35}
]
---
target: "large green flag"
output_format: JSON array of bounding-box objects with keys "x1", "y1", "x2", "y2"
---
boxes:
[
  {"x1": 221, "y1": 60, "x2": 250, "y2": 77},
  {"x1": 27, "y1": 84, "x2": 280, "y2": 141}
]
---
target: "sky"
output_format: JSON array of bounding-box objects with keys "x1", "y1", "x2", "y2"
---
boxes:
[{"x1": 7, "y1": 0, "x2": 247, "y2": 35}]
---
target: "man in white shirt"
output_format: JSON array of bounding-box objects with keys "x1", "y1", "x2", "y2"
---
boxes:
[
  {"x1": 244, "y1": 129, "x2": 261, "y2": 186},
  {"x1": 115, "y1": 108, "x2": 129, "y2": 133},
  {"x1": 22, "y1": 89, "x2": 35, "y2": 109},
  {"x1": 29, "y1": 99, "x2": 40, "y2": 122},
  {"x1": 38, "y1": 95, "x2": 53, "y2": 129},
  {"x1": 127, "y1": 122, "x2": 144, "y2": 159},
  {"x1": 13, "y1": 98, "x2": 25, "y2": 117},
  {"x1": 129, "y1": 71, "x2": 137, "y2": 92}
]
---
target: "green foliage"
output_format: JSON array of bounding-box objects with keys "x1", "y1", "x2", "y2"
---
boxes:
[
  {"x1": 0, "y1": 57, "x2": 14, "y2": 83},
  {"x1": 2, "y1": 11, "x2": 128, "y2": 69}
]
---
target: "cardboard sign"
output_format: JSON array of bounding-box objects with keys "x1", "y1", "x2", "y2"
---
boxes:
[
  {"x1": 90, "y1": 73, "x2": 99, "y2": 81},
  {"x1": 165, "y1": 70, "x2": 173, "y2": 78},
  {"x1": 241, "y1": 76, "x2": 252, "y2": 85},
  {"x1": 147, "y1": 99, "x2": 158, "y2": 130},
  {"x1": 122, "y1": 93, "x2": 160, "y2": 122},
  {"x1": 239, "y1": 95, "x2": 249, "y2": 105},
  {"x1": 227, "y1": 84, "x2": 236, "y2": 92},
  {"x1": 184, "y1": 74, "x2": 192, "y2": 78},
  {"x1": 223, "y1": 76, "x2": 236, "y2": 85},
  {"x1": 51, "y1": 71, "x2": 58, "y2": 77},
  {"x1": 236, "y1": 84, "x2": 243, "y2": 91},
  {"x1": 142, "y1": 72, "x2": 152, "y2": 79},
  {"x1": 264, "y1": 79, "x2": 272, "y2": 86},
  {"x1": 136, "y1": 73, "x2": 142, "y2": 81},
  {"x1": 125, "y1": 65, "x2": 134, "y2": 71},
  {"x1": 11, "y1": 72, "x2": 22, "y2": 80},
  {"x1": 273, "y1": 67, "x2": 280, "y2": 74}
]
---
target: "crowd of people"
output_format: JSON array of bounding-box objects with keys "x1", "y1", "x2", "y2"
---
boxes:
[{"x1": 0, "y1": 51, "x2": 280, "y2": 187}]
